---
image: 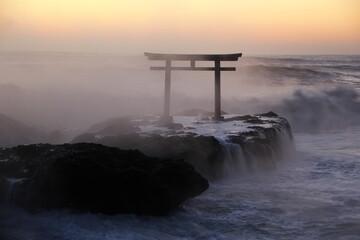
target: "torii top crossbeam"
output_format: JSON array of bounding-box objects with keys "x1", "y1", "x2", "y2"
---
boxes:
[
  {"x1": 145, "y1": 52, "x2": 242, "y2": 61},
  {"x1": 144, "y1": 52, "x2": 242, "y2": 121}
]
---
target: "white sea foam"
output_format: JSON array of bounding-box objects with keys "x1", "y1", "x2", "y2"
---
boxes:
[
  {"x1": 138, "y1": 115, "x2": 274, "y2": 139},
  {"x1": 4, "y1": 178, "x2": 27, "y2": 204}
]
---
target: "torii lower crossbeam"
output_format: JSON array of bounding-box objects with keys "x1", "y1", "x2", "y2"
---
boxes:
[{"x1": 144, "y1": 52, "x2": 242, "y2": 122}]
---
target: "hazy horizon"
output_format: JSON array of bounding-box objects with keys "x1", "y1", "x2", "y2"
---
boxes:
[{"x1": 2, "y1": 50, "x2": 360, "y2": 57}]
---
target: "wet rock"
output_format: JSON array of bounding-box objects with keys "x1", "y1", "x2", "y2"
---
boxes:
[
  {"x1": 225, "y1": 115, "x2": 257, "y2": 122},
  {"x1": 228, "y1": 116, "x2": 294, "y2": 171},
  {"x1": 46, "y1": 129, "x2": 68, "y2": 144},
  {"x1": 72, "y1": 112, "x2": 294, "y2": 179},
  {"x1": 175, "y1": 109, "x2": 228, "y2": 117},
  {"x1": 225, "y1": 115, "x2": 266, "y2": 124},
  {"x1": 157, "y1": 122, "x2": 184, "y2": 130},
  {"x1": 256, "y1": 111, "x2": 279, "y2": 118},
  {"x1": 0, "y1": 143, "x2": 209, "y2": 216}
]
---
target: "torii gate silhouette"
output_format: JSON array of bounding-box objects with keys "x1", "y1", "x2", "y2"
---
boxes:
[{"x1": 144, "y1": 52, "x2": 242, "y2": 122}]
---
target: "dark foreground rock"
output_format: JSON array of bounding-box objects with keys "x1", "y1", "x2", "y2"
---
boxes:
[{"x1": 0, "y1": 143, "x2": 209, "y2": 215}]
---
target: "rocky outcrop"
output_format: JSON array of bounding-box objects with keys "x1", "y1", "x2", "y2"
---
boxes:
[
  {"x1": 74, "y1": 134, "x2": 225, "y2": 180},
  {"x1": 0, "y1": 143, "x2": 209, "y2": 216},
  {"x1": 227, "y1": 112, "x2": 294, "y2": 171},
  {"x1": 72, "y1": 112, "x2": 294, "y2": 179},
  {"x1": 0, "y1": 111, "x2": 294, "y2": 216}
]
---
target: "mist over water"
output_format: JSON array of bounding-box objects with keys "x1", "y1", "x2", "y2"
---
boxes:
[
  {"x1": 0, "y1": 52, "x2": 360, "y2": 239},
  {"x1": 1, "y1": 53, "x2": 359, "y2": 132}
]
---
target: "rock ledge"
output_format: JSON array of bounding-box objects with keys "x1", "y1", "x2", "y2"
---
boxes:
[{"x1": 0, "y1": 143, "x2": 209, "y2": 216}]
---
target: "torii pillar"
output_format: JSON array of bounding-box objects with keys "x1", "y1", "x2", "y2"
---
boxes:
[{"x1": 144, "y1": 52, "x2": 242, "y2": 122}]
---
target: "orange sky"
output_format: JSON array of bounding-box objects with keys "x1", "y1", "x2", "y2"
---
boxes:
[{"x1": 0, "y1": 0, "x2": 359, "y2": 54}]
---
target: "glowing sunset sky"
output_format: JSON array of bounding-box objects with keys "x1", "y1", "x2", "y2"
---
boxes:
[{"x1": 0, "y1": 0, "x2": 359, "y2": 54}]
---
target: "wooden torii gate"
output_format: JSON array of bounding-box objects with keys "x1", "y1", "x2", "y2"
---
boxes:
[{"x1": 144, "y1": 52, "x2": 242, "y2": 122}]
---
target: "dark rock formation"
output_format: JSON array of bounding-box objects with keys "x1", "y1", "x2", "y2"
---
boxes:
[
  {"x1": 0, "y1": 143, "x2": 209, "y2": 216},
  {"x1": 74, "y1": 134, "x2": 225, "y2": 180},
  {"x1": 257, "y1": 111, "x2": 279, "y2": 118},
  {"x1": 72, "y1": 112, "x2": 294, "y2": 179},
  {"x1": 228, "y1": 112, "x2": 294, "y2": 171}
]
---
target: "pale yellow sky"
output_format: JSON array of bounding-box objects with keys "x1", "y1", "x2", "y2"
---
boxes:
[{"x1": 0, "y1": 0, "x2": 359, "y2": 54}]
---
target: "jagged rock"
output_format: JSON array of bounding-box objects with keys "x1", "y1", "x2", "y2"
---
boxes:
[
  {"x1": 226, "y1": 112, "x2": 279, "y2": 124},
  {"x1": 225, "y1": 115, "x2": 259, "y2": 122},
  {"x1": 0, "y1": 143, "x2": 209, "y2": 216},
  {"x1": 228, "y1": 115, "x2": 294, "y2": 171},
  {"x1": 256, "y1": 111, "x2": 279, "y2": 118}
]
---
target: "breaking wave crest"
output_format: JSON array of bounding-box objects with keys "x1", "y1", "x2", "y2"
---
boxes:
[
  {"x1": 240, "y1": 65, "x2": 338, "y2": 83},
  {"x1": 274, "y1": 87, "x2": 360, "y2": 131}
]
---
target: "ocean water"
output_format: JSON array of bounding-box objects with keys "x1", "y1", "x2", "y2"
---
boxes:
[{"x1": 0, "y1": 54, "x2": 360, "y2": 240}]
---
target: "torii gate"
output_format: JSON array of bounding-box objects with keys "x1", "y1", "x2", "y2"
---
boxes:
[{"x1": 144, "y1": 52, "x2": 242, "y2": 122}]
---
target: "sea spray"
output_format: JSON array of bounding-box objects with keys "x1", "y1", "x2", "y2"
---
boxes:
[
  {"x1": 216, "y1": 137, "x2": 247, "y2": 176},
  {"x1": 216, "y1": 119, "x2": 294, "y2": 176},
  {"x1": 4, "y1": 178, "x2": 26, "y2": 204},
  {"x1": 272, "y1": 120, "x2": 295, "y2": 160},
  {"x1": 274, "y1": 87, "x2": 360, "y2": 131}
]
